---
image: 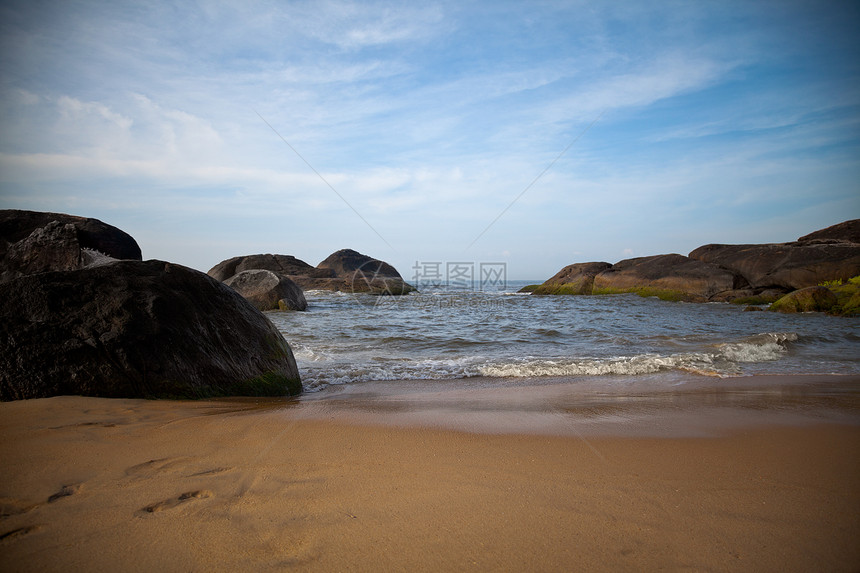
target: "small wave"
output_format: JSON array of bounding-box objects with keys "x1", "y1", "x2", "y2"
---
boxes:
[
  {"x1": 297, "y1": 331, "x2": 802, "y2": 389},
  {"x1": 716, "y1": 332, "x2": 797, "y2": 363},
  {"x1": 477, "y1": 353, "x2": 725, "y2": 378},
  {"x1": 534, "y1": 328, "x2": 563, "y2": 337},
  {"x1": 292, "y1": 344, "x2": 332, "y2": 362},
  {"x1": 299, "y1": 356, "x2": 484, "y2": 391},
  {"x1": 477, "y1": 333, "x2": 799, "y2": 379}
]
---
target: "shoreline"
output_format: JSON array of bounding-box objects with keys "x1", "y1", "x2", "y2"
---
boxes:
[
  {"x1": 297, "y1": 373, "x2": 860, "y2": 437},
  {"x1": 2, "y1": 374, "x2": 859, "y2": 571}
]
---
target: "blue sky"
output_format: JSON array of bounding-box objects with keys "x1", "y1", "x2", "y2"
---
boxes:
[{"x1": 1, "y1": 0, "x2": 858, "y2": 280}]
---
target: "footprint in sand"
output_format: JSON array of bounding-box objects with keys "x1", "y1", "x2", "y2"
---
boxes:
[
  {"x1": 125, "y1": 457, "x2": 190, "y2": 477},
  {"x1": 49, "y1": 420, "x2": 119, "y2": 430},
  {"x1": 47, "y1": 483, "x2": 82, "y2": 503},
  {"x1": 0, "y1": 525, "x2": 41, "y2": 542},
  {"x1": 0, "y1": 499, "x2": 39, "y2": 518},
  {"x1": 125, "y1": 458, "x2": 235, "y2": 478},
  {"x1": 186, "y1": 467, "x2": 234, "y2": 477},
  {"x1": 138, "y1": 490, "x2": 213, "y2": 515}
]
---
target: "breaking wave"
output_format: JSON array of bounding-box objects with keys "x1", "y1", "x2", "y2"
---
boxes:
[{"x1": 296, "y1": 332, "x2": 801, "y2": 390}]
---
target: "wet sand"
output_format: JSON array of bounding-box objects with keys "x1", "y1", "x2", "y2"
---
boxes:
[{"x1": 1, "y1": 375, "x2": 859, "y2": 572}]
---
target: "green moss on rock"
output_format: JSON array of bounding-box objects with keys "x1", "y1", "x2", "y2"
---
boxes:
[
  {"x1": 152, "y1": 372, "x2": 302, "y2": 399},
  {"x1": 231, "y1": 372, "x2": 303, "y2": 397},
  {"x1": 769, "y1": 286, "x2": 838, "y2": 314},
  {"x1": 827, "y1": 277, "x2": 860, "y2": 316},
  {"x1": 591, "y1": 286, "x2": 693, "y2": 302},
  {"x1": 531, "y1": 282, "x2": 592, "y2": 295}
]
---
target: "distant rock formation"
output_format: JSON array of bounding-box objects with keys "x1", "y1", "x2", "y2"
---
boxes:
[
  {"x1": 224, "y1": 269, "x2": 308, "y2": 311},
  {"x1": 797, "y1": 219, "x2": 860, "y2": 244},
  {"x1": 0, "y1": 209, "x2": 142, "y2": 282},
  {"x1": 317, "y1": 248, "x2": 400, "y2": 278},
  {"x1": 209, "y1": 248, "x2": 416, "y2": 295},
  {"x1": 688, "y1": 241, "x2": 860, "y2": 291},
  {"x1": 0, "y1": 260, "x2": 302, "y2": 400},
  {"x1": 592, "y1": 254, "x2": 737, "y2": 302},
  {"x1": 525, "y1": 220, "x2": 860, "y2": 308},
  {"x1": 208, "y1": 253, "x2": 333, "y2": 282},
  {"x1": 529, "y1": 262, "x2": 612, "y2": 295}
]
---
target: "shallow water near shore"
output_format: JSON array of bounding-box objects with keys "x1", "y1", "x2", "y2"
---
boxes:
[
  {"x1": 294, "y1": 373, "x2": 860, "y2": 437},
  {"x1": 266, "y1": 280, "x2": 860, "y2": 393}
]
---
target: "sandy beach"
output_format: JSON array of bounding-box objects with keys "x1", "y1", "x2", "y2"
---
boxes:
[{"x1": 2, "y1": 375, "x2": 859, "y2": 572}]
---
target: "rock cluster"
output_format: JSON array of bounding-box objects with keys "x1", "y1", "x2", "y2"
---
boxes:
[
  {"x1": 526, "y1": 220, "x2": 860, "y2": 313},
  {"x1": 208, "y1": 248, "x2": 416, "y2": 296},
  {"x1": 0, "y1": 210, "x2": 302, "y2": 400}
]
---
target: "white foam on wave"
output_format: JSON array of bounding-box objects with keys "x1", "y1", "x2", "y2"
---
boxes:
[
  {"x1": 476, "y1": 333, "x2": 798, "y2": 379},
  {"x1": 717, "y1": 332, "x2": 797, "y2": 363},
  {"x1": 299, "y1": 355, "x2": 485, "y2": 391},
  {"x1": 292, "y1": 344, "x2": 333, "y2": 362},
  {"x1": 296, "y1": 331, "x2": 801, "y2": 389},
  {"x1": 477, "y1": 353, "x2": 722, "y2": 378}
]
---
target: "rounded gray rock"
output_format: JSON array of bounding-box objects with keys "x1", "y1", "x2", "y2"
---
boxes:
[{"x1": 224, "y1": 269, "x2": 308, "y2": 311}]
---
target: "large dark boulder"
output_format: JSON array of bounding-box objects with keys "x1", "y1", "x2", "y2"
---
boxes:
[
  {"x1": 0, "y1": 260, "x2": 302, "y2": 400},
  {"x1": 592, "y1": 254, "x2": 737, "y2": 301},
  {"x1": 688, "y1": 242, "x2": 860, "y2": 291},
  {"x1": 224, "y1": 269, "x2": 308, "y2": 311},
  {"x1": 530, "y1": 262, "x2": 612, "y2": 295},
  {"x1": 208, "y1": 253, "x2": 333, "y2": 282},
  {"x1": 0, "y1": 209, "x2": 141, "y2": 262}
]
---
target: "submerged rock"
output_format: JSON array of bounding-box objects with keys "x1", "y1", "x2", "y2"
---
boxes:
[
  {"x1": 769, "y1": 286, "x2": 839, "y2": 314},
  {"x1": 0, "y1": 260, "x2": 302, "y2": 400},
  {"x1": 224, "y1": 269, "x2": 308, "y2": 311}
]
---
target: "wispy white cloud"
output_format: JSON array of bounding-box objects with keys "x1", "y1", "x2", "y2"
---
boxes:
[
  {"x1": 306, "y1": 1, "x2": 447, "y2": 49},
  {"x1": 1, "y1": 0, "x2": 858, "y2": 278}
]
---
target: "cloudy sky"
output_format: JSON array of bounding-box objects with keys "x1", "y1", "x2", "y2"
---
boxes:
[{"x1": 1, "y1": 0, "x2": 858, "y2": 280}]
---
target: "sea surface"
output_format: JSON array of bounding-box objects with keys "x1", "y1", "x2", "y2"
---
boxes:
[{"x1": 266, "y1": 280, "x2": 860, "y2": 393}]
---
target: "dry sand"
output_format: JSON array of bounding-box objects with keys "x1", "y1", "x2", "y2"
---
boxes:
[{"x1": 1, "y1": 376, "x2": 859, "y2": 572}]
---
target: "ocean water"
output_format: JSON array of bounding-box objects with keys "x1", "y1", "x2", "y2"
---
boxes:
[{"x1": 266, "y1": 280, "x2": 860, "y2": 393}]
